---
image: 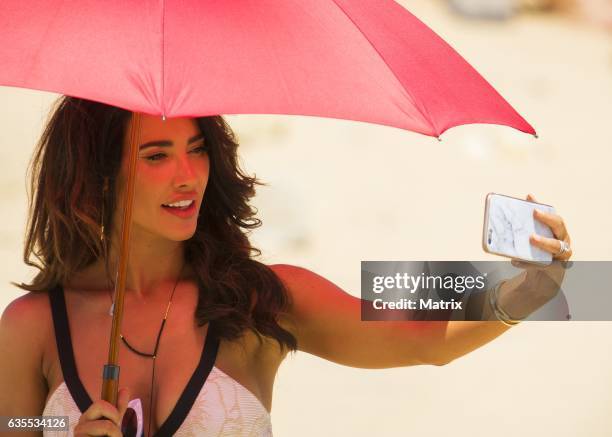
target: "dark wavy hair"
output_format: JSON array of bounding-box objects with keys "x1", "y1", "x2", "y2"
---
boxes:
[{"x1": 12, "y1": 95, "x2": 297, "y2": 354}]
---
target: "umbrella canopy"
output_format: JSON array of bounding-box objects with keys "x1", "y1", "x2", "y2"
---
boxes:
[
  {"x1": 1, "y1": 0, "x2": 535, "y2": 137},
  {"x1": 0, "y1": 0, "x2": 538, "y2": 410}
]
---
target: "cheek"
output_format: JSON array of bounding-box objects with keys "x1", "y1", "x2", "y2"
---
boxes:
[{"x1": 135, "y1": 170, "x2": 166, "y2": 203}]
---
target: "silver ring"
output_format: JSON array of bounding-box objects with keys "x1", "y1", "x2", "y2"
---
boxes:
[{"x1": 554, "y1": 240, "x2": 570, "y2": 257}]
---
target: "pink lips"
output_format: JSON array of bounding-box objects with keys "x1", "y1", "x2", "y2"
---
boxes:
[{"x1": 161, "y1": 201, "x2": 197, "y2": 218}]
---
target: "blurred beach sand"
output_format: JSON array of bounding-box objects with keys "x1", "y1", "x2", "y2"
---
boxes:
[{"x1": 1, "y1": 1, "x2": 611, "y2": 435}]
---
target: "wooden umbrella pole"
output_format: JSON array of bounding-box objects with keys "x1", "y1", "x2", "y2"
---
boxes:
[{"x1": 100, "y1": 112, "x2": 142, "y2": 406}]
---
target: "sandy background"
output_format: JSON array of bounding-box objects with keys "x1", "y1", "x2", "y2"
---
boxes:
[{"x1": 1, "y1": 1, "x2": 611, "y2": 435}]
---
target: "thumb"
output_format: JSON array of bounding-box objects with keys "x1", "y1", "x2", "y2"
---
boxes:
[{"x1": 117, "y1": 386, "x2": 131, "y2": 419}]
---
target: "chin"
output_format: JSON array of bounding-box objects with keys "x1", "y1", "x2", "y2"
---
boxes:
[{"x1": 167, "y1": 228, "x2": 197, "y2": 242}]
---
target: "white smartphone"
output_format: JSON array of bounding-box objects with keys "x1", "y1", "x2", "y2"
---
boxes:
[{"x1": 482, "y1": 192, "x2": 556, "y2": 265}]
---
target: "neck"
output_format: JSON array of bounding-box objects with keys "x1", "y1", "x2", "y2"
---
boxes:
[{"x1": 103, "y1": 225, "x2": 188, "y2": 300}]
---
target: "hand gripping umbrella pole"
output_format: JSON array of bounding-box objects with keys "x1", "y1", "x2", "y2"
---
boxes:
[{"x1": 101, "y1": 112, "x2": 142, "y2": 406}]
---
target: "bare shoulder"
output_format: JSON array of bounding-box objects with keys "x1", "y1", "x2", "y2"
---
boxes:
[
  {"x1": 251, "y1": 264, "x2": 314, "y2": 357},
  {"x1": 1, "y1": 290, "x2": 51, "y2": 347},
  {"x1": 0, "y1": 291, "x2": 51, "y2": 420},
  {"x1": 268, "y1": 262, "x2": 316, "y2": 295},
  {"x1": 236, "y1": 263, "x2": 342, "y2": 366},
  {"x1": 268, "y1": 262, "x2": 343, "y2": 317},
  {"x1": 0, "y1": 291, "x2": 52, "y2": 374},
  {"x1": 266, "y1": 263, "x2": 342, "y2": 339},
  {"x1": 267, "y1": 263, "x2": 307, "y2": 322}
]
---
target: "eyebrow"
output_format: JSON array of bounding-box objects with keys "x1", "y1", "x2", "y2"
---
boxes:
[{"x1": 139, "y1": 133, "x2": 205, "y2": 150}]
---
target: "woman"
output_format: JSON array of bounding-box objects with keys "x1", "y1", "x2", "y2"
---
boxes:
[{"x1": 0, "y1": 96, "x2": 573, "y2": 436}]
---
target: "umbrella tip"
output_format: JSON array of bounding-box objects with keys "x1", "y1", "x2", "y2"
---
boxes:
[
  {"x1": 436, "y1": 136, "x2": 442, "y2": 142},
  {"x1": 533, "y1": 133, "x2": 539, "y2": 139}
]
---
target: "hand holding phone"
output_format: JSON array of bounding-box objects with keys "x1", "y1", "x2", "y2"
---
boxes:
[{"x1": 482, "y1": 192, "x2": 557, "y2": 265}]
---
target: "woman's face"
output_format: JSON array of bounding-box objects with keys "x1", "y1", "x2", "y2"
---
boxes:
[{"x1": 113, "y1": 114, "x2": 210, "y2": 242}]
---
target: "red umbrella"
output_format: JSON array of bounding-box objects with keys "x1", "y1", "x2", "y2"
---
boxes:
[
  {"x1": 1, "y1": 0, "x2": 535, "y2": 137},
  {"x1": 0, "y1": 0, "x2": 536, "y2": 407}
]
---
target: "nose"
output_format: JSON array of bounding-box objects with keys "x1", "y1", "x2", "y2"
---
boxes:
[{"x1": 173, "y1": 154, "x2": 198, "y2": 189}]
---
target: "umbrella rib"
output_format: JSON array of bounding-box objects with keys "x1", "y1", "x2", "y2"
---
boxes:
[{"x1": 329, "y1": 0, "x2": 439, "y2": 137}]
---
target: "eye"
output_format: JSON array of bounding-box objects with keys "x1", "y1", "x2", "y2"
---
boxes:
[
  {"x1": 144, "y1": 153, "x2": 166, "y2": 162},
  {"x1": 143, "y1": 144, "x2": 207, "y2": 162},
  {"x1": 191, "y1": 144, "x2": 209, "y2": 154}
]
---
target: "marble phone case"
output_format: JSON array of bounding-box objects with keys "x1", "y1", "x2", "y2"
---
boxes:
[{"x1": 482, "y1": 193, "x2": 556, "y2": 265}]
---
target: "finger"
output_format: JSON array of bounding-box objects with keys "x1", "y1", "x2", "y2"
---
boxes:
[
  {"x1": 533, "y1": 209, "x2": 568, "y2": 240},
  {"x1": 530, "y1": 234, "x2": 572, "y2": 258},
  {"x1": 527, "y1": 193, "x2": 537, "y2": 202},
  {"x1": 79, "y1": 399, "x2": 121, "y2": 428},
  {"x1": 117, "y1": 386, "x2": 131, "y2": 419},
  {"x1": 74, "y1": 419, "x2": 122, "y2": 437}
]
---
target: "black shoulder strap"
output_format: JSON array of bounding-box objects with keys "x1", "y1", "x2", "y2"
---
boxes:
[
  {"x1": 48, "y1": 285, "x2": 93, "y2": 412},
  {"x1": 154, "y1": 320, "x2": 220, "y2": 436}
]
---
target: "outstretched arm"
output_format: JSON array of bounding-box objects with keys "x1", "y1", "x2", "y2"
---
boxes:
[
  {"x1": 272, "y1": 262, "x2": 565, "y2": 368},
  {"x1": 271, "y1": 194, "x2": 572, "y2": 368},
  {"x1": 272, "y1": 263, "x2": 510, "y2": 368}
]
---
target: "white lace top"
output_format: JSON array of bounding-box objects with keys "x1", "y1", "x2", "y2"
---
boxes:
[
  {"x1": 42, "y1": 367, "x2": 272, "y2": 436},
  {"x1": 44, "y1": 286, "x2": 273, "y2": 436}
]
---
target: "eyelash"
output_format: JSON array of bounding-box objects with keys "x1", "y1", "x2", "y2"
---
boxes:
[{"x1": 145, "y1": 145, "x2": 209, "y2": 162}]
